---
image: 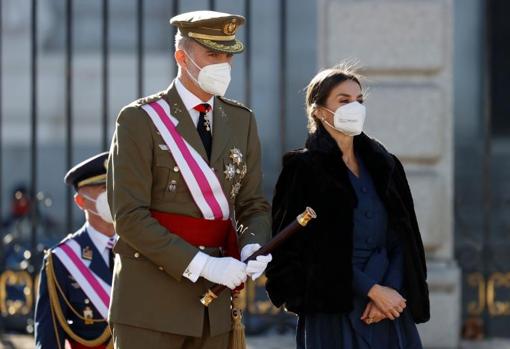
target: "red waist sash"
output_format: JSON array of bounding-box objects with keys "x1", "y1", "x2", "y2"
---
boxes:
[{"x1": 151, "y1": 211, "x2": 240, "y2": 260}]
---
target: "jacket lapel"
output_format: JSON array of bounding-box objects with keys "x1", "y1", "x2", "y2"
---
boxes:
[
  {"x1": 306, "y1": 126, "x2": 356, "y2": 203},
  {"x1": 210, "y1": 97, "x2": 232, "y2": 165},
  {"x1": 354, "y1": 133, "x2": 396, "y2": 202},
  {"x1": 163, "y1": 83, "x2": 209, "y2": 162},
  {"x1": 79, "y1": 229, "x2": 112, "y2": 285}
]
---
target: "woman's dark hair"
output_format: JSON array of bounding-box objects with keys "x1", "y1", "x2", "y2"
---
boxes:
[{"x1": 305, "y1": 62, "x2": 364, "y2": 133}]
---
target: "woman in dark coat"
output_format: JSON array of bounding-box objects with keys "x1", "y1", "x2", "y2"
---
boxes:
[{"x1": 265, "y1": 65, "x2": 430, "y2": 348}]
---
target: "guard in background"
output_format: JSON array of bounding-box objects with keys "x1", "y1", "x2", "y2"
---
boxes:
[{"x1": 34, "y1": 152, "x2": 117, "y2": 349}]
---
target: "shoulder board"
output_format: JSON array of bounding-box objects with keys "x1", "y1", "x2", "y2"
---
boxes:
[
  {"x1": 218, "y1": 96, "x2": 252, "y2": 112},
  {"x1": 44, "y1": 233, "x2": 73, "y2": 257},
  {"x1": 55, "y1": 233, "x2": 75, "y2": 248},
  {"x1": 133, "y1": 91, "x2": 166, "y2": 108}
]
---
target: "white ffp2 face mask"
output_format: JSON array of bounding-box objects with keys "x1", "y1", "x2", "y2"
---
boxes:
[
  {"x1": 322, "y1": 101, "x2": 366, "y2": 136},
  {"x1": 82, "y1": 191, "x2": 114, "y2": 224},
  {"x1": 184, "y1": 52, "x2": 232, "y2": 96}
]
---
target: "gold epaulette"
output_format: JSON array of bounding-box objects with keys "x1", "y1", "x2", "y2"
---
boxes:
[
  {"x1": 133, "y1": 91, "x2": 166, "y2": 108},
  {"x1": 45, "y1": 253, "x2": 112, "y2": 349},
  {"x1": 218, "y1": 96, "x2": 252, "y2": 112}
]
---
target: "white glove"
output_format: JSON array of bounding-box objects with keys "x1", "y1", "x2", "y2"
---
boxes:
[
  {"x1": 241, "y1": 244, "x2": 273, "y2": 280},
  {"x1": 246, "y1": 255, "x2": 272, "y2": 280},
  {"x1": 200, "y1": 256, "x2": 247, "y2": 290},
  {"x1": 241, "y1": 243, "x2": 262, "y2": 262}
]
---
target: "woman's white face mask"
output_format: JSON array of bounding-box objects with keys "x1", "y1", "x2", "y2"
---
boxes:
[
  {"x1": 320, "y1": 101, "x2": 366, "y2": 136},
  {"x1": 81, "y1": 191, "x2": 114, "y2": 224},
  {"x1": 184, "y1": 51, "x2": 232, "y2": 96}
]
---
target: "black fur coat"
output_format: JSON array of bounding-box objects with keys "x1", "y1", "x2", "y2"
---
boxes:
[{"x1": 265, "y1": 125, "x2": 430, "y2": 324}]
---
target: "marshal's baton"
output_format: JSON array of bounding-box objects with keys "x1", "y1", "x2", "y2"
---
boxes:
[{"x1": 200, "y1": 207, "x2": 317, "y2": 306}]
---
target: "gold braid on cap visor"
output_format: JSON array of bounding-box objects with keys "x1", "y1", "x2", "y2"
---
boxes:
[
  {"x1": 77, "y1": 174, "x2": 107, "y2": 188},
  {"x1": 188, "y1": 32, "x2": 235, "y2": 41},
  {"x1": 196, "y1": 39, "x2": 244, "y2": 52}
]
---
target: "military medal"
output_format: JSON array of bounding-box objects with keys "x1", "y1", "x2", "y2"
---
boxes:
[
  {"x1": 230, "y1": 183, "x2": 241, "y2": 199},
  {"x1": 82, "y1": 246, "x2": 93, "y2": 260},
  {"x1": 240, "y1": 164, "x2": 247, "y2": 178},
  {"x1": 204, "y1": 117, "x2": 211, "y2": 132},
  {"x1": 224, "y1": 164, "x2": 236, "y2": 180},
  {"x1": 224, "y1": 147, "x2": 248, "y2": 200},
  {"x1": 168, "y1": 180, "x2": 177, "y2": 192},
  {"x1": 230, "y1": 148, "x2": 243, "y2": 165},
  {"x1": 83, "y1": 306, "x2": 94, "y2": 325}
]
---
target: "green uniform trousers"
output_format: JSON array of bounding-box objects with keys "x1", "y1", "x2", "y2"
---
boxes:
[{"x1": 112, "y1": 312, "x2": 229, "y2": 349}]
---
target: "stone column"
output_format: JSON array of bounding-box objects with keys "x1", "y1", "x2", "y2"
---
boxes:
[{"x1": 318, "y1": 1, "x2": 459, "y2": 347}]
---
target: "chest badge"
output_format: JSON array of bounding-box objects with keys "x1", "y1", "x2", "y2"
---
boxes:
[
  {"x1": 168, "y1": 179, "x2": 177, "y2": 192},
  {"x1": 218, "y1": 105, "x2": 227, "y2": 119},
  {"x1": 83, "y1": 306, "x2": 94, "y2": 325},
  {"x1": 172, "y1": 103, "x2": 184, "y2": 115},
  {"x1": 82, "y1": 246, "x2": 93, "y2": 261}
]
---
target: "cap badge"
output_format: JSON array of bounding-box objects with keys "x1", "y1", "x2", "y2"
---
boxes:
[{"x1": 223, "y1": 20, "x2": 237, "y2": 35}]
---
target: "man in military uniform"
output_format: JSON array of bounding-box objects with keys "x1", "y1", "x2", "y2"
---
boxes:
[
  {"x1": 107, "y1": 10, "x2": 272, "y2": 349},
  {"x1": 35, "y1": 152, "x2": 117, "y2": 349}
]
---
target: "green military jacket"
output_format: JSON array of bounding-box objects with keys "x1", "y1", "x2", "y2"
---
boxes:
[{"x1": 106, "y1": 81, "x2": 271, "y2": 337}]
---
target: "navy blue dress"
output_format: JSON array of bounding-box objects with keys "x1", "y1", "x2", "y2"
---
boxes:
[{"x1": 296, "y1": 156, "x2": 422, "y2": 349}]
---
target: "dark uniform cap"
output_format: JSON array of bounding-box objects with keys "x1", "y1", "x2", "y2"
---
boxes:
[
  {"x1": 170, "y1": 10, "x2": 245, "y2": 54},
  {"x1": 64, "y1": 152, "x2": 109, "y2": 190}
]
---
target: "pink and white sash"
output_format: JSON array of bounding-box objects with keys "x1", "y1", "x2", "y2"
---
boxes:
[
  {"x1": 142, "y1": 99, "x2": 230, "y2": 220},
  {"x1": 53, "y1": 240, "x2": 111, "y2": 319}
]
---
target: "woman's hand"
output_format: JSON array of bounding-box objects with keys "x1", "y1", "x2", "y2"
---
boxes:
[
  {"x1": 361, "y1": 301, "x2": 386, "y2": 325},
  {"x1": 367, "y1": 284, "x2": 406, "y2": 320}
]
